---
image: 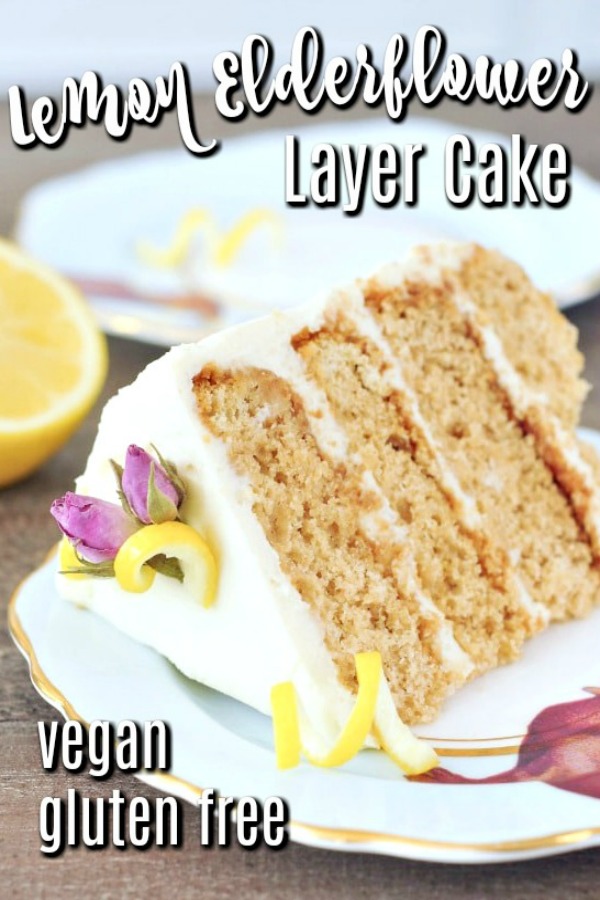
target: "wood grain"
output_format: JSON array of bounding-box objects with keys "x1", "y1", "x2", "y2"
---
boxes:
[{"x1": 2, "y1": 95, "x2": 600, "y2": 897}]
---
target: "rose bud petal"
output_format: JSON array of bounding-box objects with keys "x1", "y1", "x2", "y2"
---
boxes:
[
  {"x1": 51, "y1": 492, "x2": 138, "y2": 563},
  {"x1": 122, "y1": 444, "x2": 180, "y2": 525}
]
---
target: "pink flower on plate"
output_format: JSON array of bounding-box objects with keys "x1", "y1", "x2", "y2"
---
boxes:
[{"x1": 50, "y1": 492, "x2": 138, "y2": 563}]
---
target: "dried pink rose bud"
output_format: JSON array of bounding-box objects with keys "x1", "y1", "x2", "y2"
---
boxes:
[
  {"x1": 50, "y1": 492, "x2": 138, "y2": 563},
  {"x1": 121, "y1": 444, "x2": 180, "y2": 525}
]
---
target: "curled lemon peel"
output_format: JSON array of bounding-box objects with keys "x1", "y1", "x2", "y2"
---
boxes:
[
  {"x1": 271, "y1": 682, "x2": 301, "y2": 770},
  {"x1": 271, "y1": 651, "x2": 380, "y2": 770},
  {"x1": 113, "y1": 521, "x2": 218, "y2": 607},
  {"x1": 58, "y1": 538, "x2": 87, "y2": 580},
  {"x1": 271, "y1": 651, "x2": 438, "y2": 775},
  {"x1": 372, "y1": 677, "x2": 439, "y2": 775},
  {"x1": 136, "y1": 207, "x2": 283, "y2": 271},
  {"x1": 136, "y1": 209, "x2": 218, "y2": 269},
  {"x1": 305, "y1": 651, "x2": 382, "y2": 768},
  {"x1": 212, "y1": 208, "x2": 283, "y2": 268}
]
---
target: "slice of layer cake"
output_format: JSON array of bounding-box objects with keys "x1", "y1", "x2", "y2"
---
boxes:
[{"x1": 55, "y1": 243, "x2": 600, "y2": 749}]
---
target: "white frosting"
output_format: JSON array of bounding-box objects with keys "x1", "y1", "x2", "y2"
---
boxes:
[{"x1": 368, "y1": 242, "x2": 473, "y2": 289}]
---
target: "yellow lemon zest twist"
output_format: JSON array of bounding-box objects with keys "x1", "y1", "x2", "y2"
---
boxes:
[
  {"x1": 137, "y1": 207, "x2": 283, "y2": 271},
  {"x1": 270, "y1": 682, "x2": 301, "y2": 770},
  {"x1": 271, "y1": 651, "x2": 438, "y2": 775},
  {"x1": 58, "y1": 538, "x2": 87, "y2": 580},
  {"x1": 114, "y1": 521, "x2": 218, "y2": 607},
  {"x1": 371, "y1": 675, "x2": 439, "y2": 776},
  {"x1": 212, "y1": 208, "x2": 283, "y2": 268},
  {"x1": 136, "y1": 209, "x2": 218, "y2": 269}
]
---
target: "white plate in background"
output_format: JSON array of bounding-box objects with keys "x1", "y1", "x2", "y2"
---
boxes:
[{"x1": 16, "y1": 118, "x2": 600, "y2": 346}]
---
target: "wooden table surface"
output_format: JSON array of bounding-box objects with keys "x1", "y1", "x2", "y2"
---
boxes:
[{"x1": 2, "y1": 94, "x2": 600, "y2": 898}]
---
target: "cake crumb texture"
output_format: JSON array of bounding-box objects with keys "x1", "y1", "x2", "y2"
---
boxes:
[
  {"x1": 454, "y1": 246, "x2": 588, "y2": 429},
  {"x1": 365, "y1": 278, "x2": 600, "y2": 621},
  {"x1": 193, "y1": 365, "x2": 463, "y2": 724},
  {"x1": 295, "y1": 318, "x2": 542, "y2": 671}
]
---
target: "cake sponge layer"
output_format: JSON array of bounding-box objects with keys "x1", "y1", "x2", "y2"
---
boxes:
[
  {"x1": 455, "y1": 246, "x2": 588, "y2": 430},
  {"x1": 294, "y1": 319, "x2": 542, "y2": 672},
  {"x1": 193, "y1": 364, "x2": 464, "y2": 724},
  {"x1": 364, "y1": 277, "x2": 600, "y2": 621}
]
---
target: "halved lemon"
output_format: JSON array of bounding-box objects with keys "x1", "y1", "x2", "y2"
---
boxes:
[{"x1": 0, "y1": 239, "x2": 107, "y2": 487}]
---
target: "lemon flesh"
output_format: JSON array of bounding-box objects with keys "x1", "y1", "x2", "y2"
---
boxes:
[{"x1": 0, "y1": 239, "x2": 107, "y2": 487}]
